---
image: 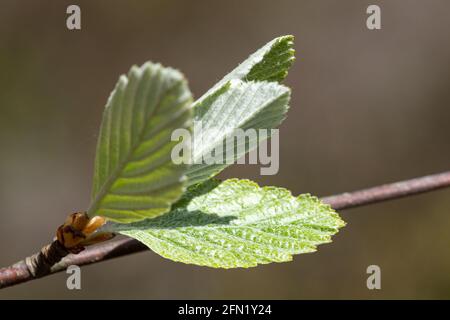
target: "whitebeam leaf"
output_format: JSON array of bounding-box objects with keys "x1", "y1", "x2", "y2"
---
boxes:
[
  {"x1": 195, "y1": 35, "x2": 295, "y2": 105},
  {"x1": 187, "y1": 80, "x2": 290, "y2": 185},
  {"x1": 89, "y1": 62, "x2": 193, "y2": 223},
  {"x1": 186, "y1": 35, "x2": 295, "y2": 186},
  {"x1": 112, "y1": 179, "x2": 345, "y2": 268}
]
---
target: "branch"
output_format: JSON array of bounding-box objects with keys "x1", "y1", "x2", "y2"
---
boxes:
[
  {"x1": 321, "y1": 171, "x2": 450, "y2": 210},
  {"x1": 1, "y1": 171, "x2": 450, "y2": 289}
]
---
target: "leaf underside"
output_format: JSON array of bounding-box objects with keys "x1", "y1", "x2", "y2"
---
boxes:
[
  {"x1": 89, "y1": 62, "x2": 193, "y2": 223},
  {"x1": 187, "y1": 35, "x2": 295, "y2": 186},
  {"x1": 187, "y1": 80, "x2": 290, "y2": 185},
  {"x1": 195, "y1": 35, "x2": 295, "y2": 105},
  {"x1": 113, "y1": 179, "x2": 345, "y2": 268}
]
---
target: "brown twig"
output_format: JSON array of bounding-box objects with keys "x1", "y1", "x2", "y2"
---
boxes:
[
  {"x1": 1, "y1": 171, "x2": 450, "y2": 289},
  {"x1": 321, "y1": 171, "x2": 450, "y2": 210}
]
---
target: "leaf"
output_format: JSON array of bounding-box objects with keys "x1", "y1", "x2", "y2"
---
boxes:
[
  {"x1": 187, "y1": 80, "x2": 290, "y2": 185},
  {"x1": 195, "y1": 35, "x2": 295, "y2": 105},
  {"x1": 112, "y1": 179, "x2": 345, "y2": 268},
  {"x1": 88, "y1": 62, "x2": 193, "y2": 223},
  {"x1": 186, "y1": 35, "x2": 295, "y2": 186}
]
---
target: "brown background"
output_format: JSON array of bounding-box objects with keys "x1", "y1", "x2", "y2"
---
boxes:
[{"x1": 0, "y1": 0, "x2": 449, "y2": 299}]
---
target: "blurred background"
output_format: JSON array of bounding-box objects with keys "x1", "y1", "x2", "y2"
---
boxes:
[{"x1": 0, "y1": 0, "x2": 449, "y2": 299}]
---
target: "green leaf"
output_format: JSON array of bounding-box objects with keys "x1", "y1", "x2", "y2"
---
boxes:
[
  {"x1": 112, "y1": 179, "x2": 345, "y2": 268},
  {"x1": 186, "y1": 35, "x2": 295, "y2": 186},
  {"x1": 89, "y1": 62, "x2": 193, "y2": 223},
  {"x1": 196, "y1": 35, "x2": 295, "y2": 105},
  {"x1": 187, "y1": 80, "x2": 290, "y2": 185}
]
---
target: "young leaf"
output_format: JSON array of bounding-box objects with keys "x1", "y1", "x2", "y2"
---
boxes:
[
  {"x1": 187, "y1": 80, "x2": 290, "y2": 185},
  {"x1": 186, "y1": 35, "x2": 295, "y2": 185},
  {"x1": 196, "y1": 35, "x2": 295, "y2": 105},
  {"x1": 112, "y1": 179, "x2": 345, "y2": 268},
  {"x1": 89, "y1": 62, "x2": 193, "y2": 223}
]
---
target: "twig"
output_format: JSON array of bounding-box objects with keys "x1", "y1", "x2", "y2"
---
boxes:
[
  {"x1": 321, "y1": 171, "x2": 450, "y2": 210},
  {"x1": 1, "y1": 171, "x2": 450, "y2": 289}
]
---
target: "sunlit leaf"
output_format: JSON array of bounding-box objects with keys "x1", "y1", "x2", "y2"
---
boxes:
[
  {"x1": 186, "y1": 35, "x2": 295, "y2": 185},
  {"x1": 196, "y1": 35, "x2": 295, "y2": 105},
  {"x1": 112, "y1": 179, "x2": 345, "y2": 268},
  {"x1": 89, "y1": 62, "x2": 193, "y2": 223}
]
